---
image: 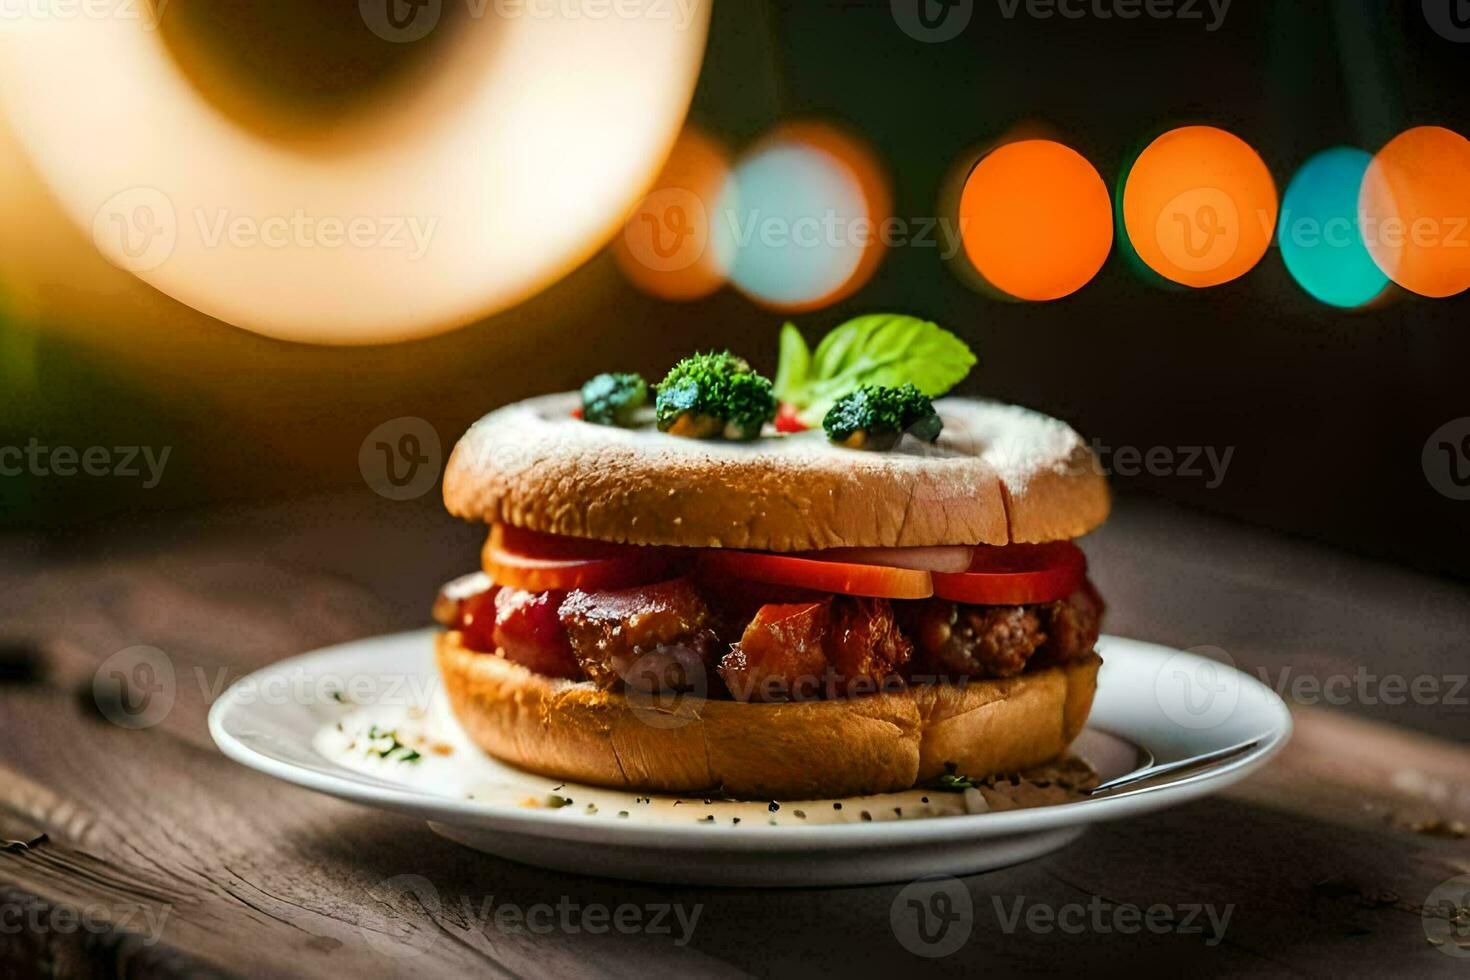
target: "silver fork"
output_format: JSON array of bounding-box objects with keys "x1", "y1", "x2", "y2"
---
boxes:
[{"x1": 1081, "y1": 737, "x2": 1264, "y2": 797}]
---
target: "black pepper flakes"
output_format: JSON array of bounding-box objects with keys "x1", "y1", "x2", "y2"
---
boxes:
[{"x1": 768, "y1": 801, "x2": 780, "y2": 813}]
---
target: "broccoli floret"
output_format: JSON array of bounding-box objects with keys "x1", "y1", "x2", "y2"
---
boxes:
[
  {"x1": 580, "y1": 372, "x2": 648, "y2": 426},
  {"x1": 822, "y1": 384, "x2": 942, "y2": 450},
  {"x1": 655, "y1": 351, "x2": 776, "y2": 441}
]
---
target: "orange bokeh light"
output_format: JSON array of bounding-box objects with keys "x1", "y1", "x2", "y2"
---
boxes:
[
  {"x1": 1122, "y1": 126, "x2": 1278, "y2": 288},
  {"x1": 613, "y1": 126, "x2": 731, "y2": 301},
  {"x1": 1359, "y1": 125, "x2": 1470, "y2": 299},
  {"x1": 958, "y1": 139, "x2": 1112, "y2": 300}
]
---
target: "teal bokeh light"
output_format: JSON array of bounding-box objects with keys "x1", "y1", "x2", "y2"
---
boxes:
[
  {"x1": 712, "y1": 143, "x2": 866, "y2": 308},
  {"x1": 1278, "y1": 148, "x2": 1389, "y2": 308}
]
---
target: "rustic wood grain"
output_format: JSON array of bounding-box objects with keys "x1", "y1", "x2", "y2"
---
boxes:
[{"x1": 2, "y1": 493, "x2": 1467, "y2": 977}]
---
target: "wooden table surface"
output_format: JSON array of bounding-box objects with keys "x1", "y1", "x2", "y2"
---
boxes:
[{"x1": 2, "y1": 491, "x2": 1468, "y2": 978}]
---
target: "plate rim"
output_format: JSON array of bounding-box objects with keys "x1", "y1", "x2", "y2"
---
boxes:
[{"x1": 208, "y1": 630, "x2": 1293, "y2": 850}]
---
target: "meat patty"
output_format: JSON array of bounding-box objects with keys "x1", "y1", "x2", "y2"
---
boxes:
[
  {"x1": 901, "y1": 600, "x2": 1046, "y2": 679},
  {"x1": 491, "y1": 588, "x2": 581, "y2": 679},
  {"x1": 1035, "y1": 582, "x2": 1105, "y2": 665},
  {"x1": 720, "y1": 601, "x2": 831, "y2": 702},
  {"x1": 721, "y1": 596, "x2": 911, "y2": 701},
  {"x1": 558, "y1": 578, "x2": 716, "y2": 691},
  {"x1": 901, "y1": 579, "x2": 1105, "y2": 679},
  {"x1": 828, "y1": 596, "x2": 912, "y2": 692}
]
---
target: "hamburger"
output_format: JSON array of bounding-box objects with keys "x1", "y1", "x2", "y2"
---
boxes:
[{"x1": 432, "y1": 315, "x2": 1109, "y2": 800}]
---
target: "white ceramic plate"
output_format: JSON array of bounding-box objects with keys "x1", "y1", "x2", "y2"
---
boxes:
[{"x1": 209, "y1": 631, "x2": 1291, "y2": 886}]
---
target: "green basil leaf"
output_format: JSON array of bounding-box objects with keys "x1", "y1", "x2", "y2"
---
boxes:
[
  {"x1": 793, "y1": 314, "x2": 975, "y2": 420},
  {"x1": 772, "y1": 322, "x2": 810, "y2": 404}
]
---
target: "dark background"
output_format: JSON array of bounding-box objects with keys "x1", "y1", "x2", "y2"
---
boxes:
[{"x1": 1, "y1": 0, "x2": 1466, "y2": 580}]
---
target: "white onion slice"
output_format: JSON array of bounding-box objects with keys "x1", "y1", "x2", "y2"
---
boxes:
[{"x1": 802, "y1": 546, "x2": 976, "y2": 574}]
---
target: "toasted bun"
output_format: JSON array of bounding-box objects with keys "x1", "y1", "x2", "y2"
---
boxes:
[
  {"x1": 442, "y1": 393, "x2": 1108, "y2": 551},
  {"x1": 437, "y1": 630, "x2": 1100, "y2": 799}
]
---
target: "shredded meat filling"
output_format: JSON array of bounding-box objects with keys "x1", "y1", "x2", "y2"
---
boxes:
[
  {"x1": 558, "y1": 579, "x2": 718, "y2": 692},
  {"x1": 439, "y1": 574, "x2": 1105, "y2": 696}
]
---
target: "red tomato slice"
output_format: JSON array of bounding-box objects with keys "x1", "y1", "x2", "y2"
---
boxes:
[
  {"x1": 931, "y1": 542, "x2": 1086, "y2": 606},
  {"x1": 482, "y1": 525, "x2": 683, "y2": 591},
  {"x1": 698, "y1": 550, "x2": 933, "y2": 599}
]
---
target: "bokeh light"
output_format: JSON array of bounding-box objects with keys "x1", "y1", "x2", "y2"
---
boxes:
[
  {"x1": 1278, "y1": 147, "x2": 1389, "y2": 308},
  {"x1": 1121, "y1": 126, "x2": 1278, "y2": 288},
  {"x1": 613, "y1": 126, "x2": 732, "y2": 300},
  {"x1": 958, "y1": 139, "x2": 1112, "y2": 300},
  {"x1": 713, "y1": 121, "x2": 890, "y2": 311},
  {"x1": 0, "y1": 5, "x2": 712, "y2": 342},
  {"x1": 1359, "y1": 126, "x2": 1470, "y2": 299}
]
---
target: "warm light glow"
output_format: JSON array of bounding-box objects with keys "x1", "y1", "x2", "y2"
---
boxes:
[
  {"x1": 713, "y1": 121, "x2": 890, "y2": 312},
  {"x1": 0, "y1": 2, "x2": 711, "y2": 343},
  {"x1": 613, "y1": 126, "x2": 732, "y2": 301},
  {"x1": 1359, "y1": 126, "x2": 1470, "y2": 299},
  {"x1": 1122, "y1": 126, "x2": 1278, "y2": 288},
  {"x1": 958, "y1": 139, "x2": 1112, "y2": 301},
  {"x1": 1279, "y1": 148, "x2": 1389, "y2": 309}
]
